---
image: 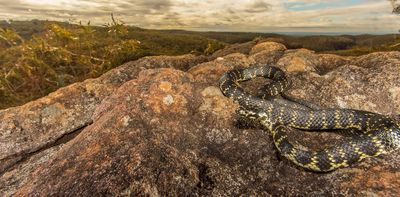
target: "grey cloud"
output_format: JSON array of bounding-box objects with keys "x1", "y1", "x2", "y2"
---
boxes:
[
  {"x1": 244, "y1": 0, "x2": 272, "y2": 13},
  {"x1": 162, "y1": 12, "x2": 186, "y2": 26},
  {"x1": 0, "y1": 0, "x2": 176, "y2": 26},
  {"x1": 393, "y1": 5, "x2": 400, "y2": 14},
  {"x1": 139, "y1": 0, "x2": 172, "y2": 10}
]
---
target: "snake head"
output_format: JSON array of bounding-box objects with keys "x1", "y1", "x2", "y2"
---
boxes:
[
  {"x1": 236, "y1": 106, "x2": 275, "y2": 130},
  {"x1": 236, "y1": 106, "x2": 258, "y2": 120}
]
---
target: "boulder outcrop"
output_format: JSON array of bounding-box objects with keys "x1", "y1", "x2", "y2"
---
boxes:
[{"x1": 1, "y1": 42, "x2": 400, "y2": 196}]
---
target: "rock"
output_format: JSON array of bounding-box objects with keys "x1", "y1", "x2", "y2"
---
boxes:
[
  {"x1": 277, "y1": 49, "x2": 319, "y2": 72},
  {"x1": 1, "y1": 42, "x2": 400, "y2": 196},
  {"x1": 188, "y1": 53, "x2": 254, "y2": 84},
  {"x1": 249, "y1": 41, "x2": 287, "y2": 55},
  {"x1": 351, "y1": 52, "x2": 400, "y2": 69},
  {"x1": 0, "y1": 143, "x2": 64, "y2": 196},
  {"x1": 0, "y1": 79, "x2": 112, "y2": 175},
  {"x1": 317, "y1": 54, "x2": 352, "y2": 74},
  {"x1": 249, "y1": 42, "x2": 287, "y2": 65},
  {"x1": 286, "y1": 53, "x2": 400, "y2": 114}
]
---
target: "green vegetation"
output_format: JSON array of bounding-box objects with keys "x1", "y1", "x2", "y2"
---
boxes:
[
  {"x1": 324, "y1": 35, "x2": 400, "y2": 56},
  {"x1": 0, "y1": 19, "x2": 399, "y2": 109}
]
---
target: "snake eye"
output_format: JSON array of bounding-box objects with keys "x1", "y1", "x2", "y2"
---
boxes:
[
  {"x1": 236, "y1": 107, "x2": 246, "y2": 116},
  {"x1": 236, "y1": 107, "x2": 258, "y2": 120},
  {"x1": 236, "y1": 106, "x2": 249, "y2": 116}
]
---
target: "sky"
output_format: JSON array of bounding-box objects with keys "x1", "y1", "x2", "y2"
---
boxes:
[{"x1": 0, "y1": 0, "x2": 399, "y2": 33}]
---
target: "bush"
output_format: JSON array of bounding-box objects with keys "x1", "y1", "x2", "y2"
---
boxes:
[{"x1": 0, "y1": 21, "x2": 145, "y2": 109}]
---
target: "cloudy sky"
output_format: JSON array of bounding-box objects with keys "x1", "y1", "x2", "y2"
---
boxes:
[{"x1": 1, "y1": 0, "x2": 399, "y2": 33}]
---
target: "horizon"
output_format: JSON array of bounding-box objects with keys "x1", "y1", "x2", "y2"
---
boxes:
[
  {"x1": 2, "y1": 19, "x2": 399, "y2": 36},
  {"x1": 1, "y1": 0, "x2": 400, "y2": 34}
]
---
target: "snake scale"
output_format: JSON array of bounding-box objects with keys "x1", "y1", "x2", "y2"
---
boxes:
[{"x1": 219, "y1": 65, "x2": 400, "y2": 172}]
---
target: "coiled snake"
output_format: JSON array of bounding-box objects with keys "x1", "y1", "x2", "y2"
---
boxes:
[{"x1": 219, "y1": 65, "x2": 400, "y2": 172}]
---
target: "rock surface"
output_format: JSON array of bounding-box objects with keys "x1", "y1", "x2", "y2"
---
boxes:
[{"x1": 1, "y1": 42, "x2": 400, "y2": 196}]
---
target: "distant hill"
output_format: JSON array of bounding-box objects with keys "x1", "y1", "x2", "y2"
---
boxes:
[
  {"x1": 2, "y1": 20, "x2": 399, "y2": 53},
  {"x1": 163, "y1": 30, "x2": 400, "y2": 53}
]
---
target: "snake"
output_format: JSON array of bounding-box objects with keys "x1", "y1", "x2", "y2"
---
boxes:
[{"x1": 219, "y1": 65, "x2": 400, "y2": 172}]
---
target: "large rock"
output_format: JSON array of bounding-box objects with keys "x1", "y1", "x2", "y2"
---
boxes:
[
  {"x1": 0, "y1": 54, "x2": 208, "y2": 196},
  {"x1": 1, "y1": 42, "x2": 400, "y2": 196}
]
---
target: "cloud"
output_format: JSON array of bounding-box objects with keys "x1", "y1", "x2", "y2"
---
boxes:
[
  {"x1": 0, "y1": 0, "x2": 398, "y2": 33},
  {"x1": 243, "y1": 0, "x2": 272, "y2": 13}
]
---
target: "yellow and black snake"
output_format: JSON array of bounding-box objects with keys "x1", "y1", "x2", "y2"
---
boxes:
[{"x1": 219, "y1": 65, "x2": 400, "y2": 172}]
